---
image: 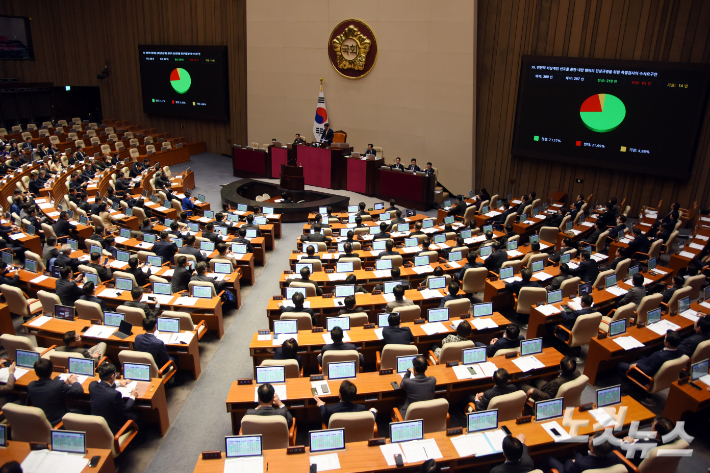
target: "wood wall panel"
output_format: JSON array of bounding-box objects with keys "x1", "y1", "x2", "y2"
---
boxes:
[
  {"x1": 0, "y1": 0, "x2": 247, "y2": 157},
  {"x1": 478, "y1": 0, "x2": 710, "y2": 215}
]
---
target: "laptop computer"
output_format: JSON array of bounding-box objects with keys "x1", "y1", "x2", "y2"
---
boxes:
[{"x1": 112, "y1": 320, "x2": 133, "y2": 340}]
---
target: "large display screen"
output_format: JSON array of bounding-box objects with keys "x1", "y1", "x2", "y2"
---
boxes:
[
  {"x1": 0, "y1": 16, "x2": 34, "y2": 60},
  {"x1": 512, "y1": 56, "x2": 710, "y2": 179},
  {"x1": 138, "y1": 45, "x2": 229, "y2": 120}
]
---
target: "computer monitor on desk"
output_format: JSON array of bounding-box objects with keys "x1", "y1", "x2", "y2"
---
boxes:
[
  {"x1": 547, "y1": 290, "x2": 562, "y2": 305},
  {"x1": 225, "y1": 435, "x2": 262, "y2": 458},
  {"x1": 16, "y1": 349, "x2": 40, "y2": 369},
  {"x1": 428, "y1": 277, "x2": 446, "y2": 290},
  {"x1": 55, "y1": 304, "x2": 75, "y2": 321},
  {"x1": 678, "y1": 296, "x2": 690, "y2": 314},
  {"x1": 326, "y1": 317, "x2": 350, "y2": 332},
  {"x1": 295, "y1": 263, "x2": 313, "y2": 274},
  {"x1": 192, "y1": 285, "x2": 213, "y2": 299},
  {"x1": 535, "y1": 398, "x2": 564, "y2": 422},
  {"x1": 68, "y1": 358, "x2": 95, "y2": 377},
  {"x1": 463, "y1": 347, "x2": 487, "y2": 365},
  {"x1": 428, "y1": 308, "x2": 449, "y2": 323},
  {"x1": 376, "y1": 259, "x2": 392, "y2": 270},
  {"x1": 255, "y1": 366, "x2": 285, "y2": 385},
  {"x1": 596, "y1": 385, "x2": 621, "y2": 408},
  {"x1": 115, "y1": 278, "x2": 133, "y2": 291},
  {"x1": 560, "y1": 253, "x2": 572, "y2": 264},
  {"x1": 103, "y1": 312, "x2": 125, "y2": 327},
  {"x1": 384, "y1": 281, "x2": 402, "y2": 294},
  {"x1": 521, "y1": 338, "x2": 543, "y2": 357},
  {"x1": 691, "y1": 359, "x2": 709, "y2": 382},
  {"x1": 389, "y1": 420, "x2": 424, "y2": 443},
  {"x1": 378, "y1": 313, "x2": 392, "y2": 327},
  {"x1": 473, "y1": 302, "x2": 493, "y2": 317},
  {"x1": 51, "y1": 430, "x2": 85, "y2": 455},
  {"x1": 123, "y1": 362, "x2": 151, "y2": 382},
  {"x1": 467, "y1": 409, "x2": 498, "y2": 433},
  {"x1": 396, "y1": 355, "x2": 417, "y2": 373},
  {"x1": 414, "y1": 255, "x2": 429, "y2": 267},
  {"x1": 373, "y1": 241, "x2": 387, "y2": 251},
  {"x1": 609, "y1": 319, "x2": 626, "y2": 337},
  {"x1": 499, "y1": 267, "x2": 514, "y2": 280},
  {"x1": 157, "y1": 317, "x2": 180, "y2": 333},
  {"x1": 327, "y1": 361, "x2": 356, "y2": 380},
  {"x1": 335, "y1": 285, "x2": 355, "y2": 298},
  {"x1": 310, "y1": 429, "x2": 345, "y2": 453},
  {"x1": 336, "y1": 262, "x2": 353, "y2": 273},
  {"x1": 480, "y1": 246, "x2": 492, "y2": 258},
  {"x1": 285, "y1": 287, "x2": 306, "y2": 299}
]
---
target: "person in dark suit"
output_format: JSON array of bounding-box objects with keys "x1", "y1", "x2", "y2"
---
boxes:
[
  {"x1": 87, "y1": 251, "x2": 112, "y2": 282},
  {"x1": 287, "y1": 266, "x2": 323, "y2": 296},
  {"x1": 171, "y1": 256, "x2": 194, "y2": 293},
  {"x1": 658, "y1": 275, "x2": 684, "y2": 304},
  {"x1": 617, "y1": 273, "x2": 646, "y2": 309},
  {"x1": 178, "y1": 235, "x2": 206, "y2": 263},
  {"x1": 243, "y1": 215, "x2": 263, "y2": 237},
  {"x1": 438, "y1": 281, "x2": 466, "y2": 309},
  {"x1": 337, "y1": 243, "x2": 362, "y2": 264},
  {"x1": 56, "y1": 266, "x2": 86, "y2": 306},
  {"x1": 618, "y1": 330, "x2": 684, "y2": 393},
  {"x1": 413, "y1": 239, "x2": 434, "y2": 258},
  {"x1": 89, "y1": 363, "x2": 140, "y2": 435},
  {"x1": 620, "y1": 416, "x2": 674, "y2": 466},
  {"x1": 152, "y1": 230, "x2": 178, "y2": 263},
  {"x1": 273, "y1": 338, "x2": 302, "y2": 370},
  {"x1": 449, "y1": 196, "x2": 467, "y2": 218},
  {"x1": 293, "y1": 133, "x2": 305, "y2": 144},
  {"x1": 245, "y1": 383, "x2": 293, "y2": 427},
  {"x1": 279, "y1": 291, "x2": 317, "y2": 327},
  {"x1": 0, "y1": 262, "x2": 20, "y2": 287},
  {"x1": 454, "y1": 253, "x2": 484, "y2": 280},
  {"x1": 373, "y1": 266, "x2": 411, "y2": 292},
  {"x1": 505, "y1": 268, "x2": 539, "y2": 297},
  {"x1": 302, "y1": 245, "x2": 321, "y2": 262},
  {"x1": 652, "y1": 222, "x2": 672, "y2": 244},
  {"x1": 399, "y1": 355, "x2": 436, "y2": 417},
  {"x1": 661, "y1": 202, "x2": 681, "y2": 226},
  {"x1": 582, "y1": 220, "x2": 605, "y2": 245},
  {"x1": 391, "y1": 157, "x2": 404, "y2": 171},
  {"x1": 133, "y1": 317, "x2": 171, "y2": 369},
  {"x1": 53, "y1": 211, "x2": 77, "y2": 238},
  {"x1": 626, "y1": 227, "x2": 651, "y2": 257},
  {"x1": 375, "y1": 239, "x2": 400, "y2": 260},
  {"x1": 191, "y1": 261, "x2": 228, "y2": 293},
  {"x1": 423, "y1": 162, "x2": 435, "y2": 177},
  {"x1": 27, "y1": 359, "x2": 84, "y2": 426},
  {"x1": 678, "y1": 315, "x2": 710, "y2": 357},
  {"x1": 315, "y1": 379, "x2": 376, "y2": 426},
  {"x1": 28, "y1": 171, "x2": 43, "y2": 196},
  {"x1": 129, "y1": 161, "x2": 143, "y2": 178},
  {"x1": 491, "y1": 434, "x2": 535, "y2": 473},
  {"x1": 596, "y1": 202, "x2": 616, "y2": 228},
  {"x1": 382, "y1": 312, "x2": 415, "y2": 345},
  {"x1": 355, "y1": 202, "x2": 369, "y2": 217},
  {"x1": 554, "y1": 294, "x2": 595, "y2": 342},
  {"x1": 300, "y1": 223, "x2": 331, "y2": 244},
  {"x1": 364, "y1": 144, "x2": 376, "y2": 156},
  {"x1": 78, "y1": 281, "x2": 108, "y2": 312},
  {"x1": 233, "y1": 228, "x2": 255, "y2": 253},
  {"x1": 385, "y1": 199, "x2": 398, "y2": 212},
  {"x1": 485, "y1": 242, "x2": 509, "y2": 274},
  {"x1": 607, "y1": 215, "x2": 628, "y2": 240},
  {"x1": 317, "y1": 326, "x2": 364, "y2": 366},
  {"x1": 519, "y1": 356, "x2": 580, "y2": 402},
  {"x1": 571, "y1": 250, "x2": 598, "y2": 284},
  {"x1": 125, "y1": 286, "x2": 160, "y2": 318},
  {"x1": 548, "y1": 263, "x2": 573, "y2": 292},
  {"x1": 407, "y1": 159, "x2": 420, "y2": 172},
  {"x1": 469, "y1": 368, "x2": 517, "y2": 411},
  {"x1": 475, "y1": 324, "x2": 524, "y2": 357},
  {"x1": 372, "y1": 222, "x2": 390, "y2": 240},
  {"x1": 543, "y1": 432, "x2": 620, "y2": 473},
  {"x1": 124, "y1": 257, "x2": 149, "y2": 287},
  {"x1": 320, "y1": 123, "x2": 334, "y2": 145},
  {"x1": 310, "y1": 213, "x2": 330, "y2": 230}
]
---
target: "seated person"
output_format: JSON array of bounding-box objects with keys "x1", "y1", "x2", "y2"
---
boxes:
[
  {"x1": 455, "y1": 252, "x2": 484, "y2": 280},
  {"x1": 620, "y1": 416, "x2": 675, "y2": 466},
  {"x1": 399, "y1": 355, "x2": 435, "y2": 417},
  {"x1": 617, "y1": 273, "x2": 647, "y2": 309},
  {"x1": 279, "y1": 291, "x2": 317, "y2": 327},
  {"x1": 55, "y1": 243, "x2": 80, "y2": 273},
  {"x1": 55, "y1": 330, "x2": 106, "y2": 359},
  {"x1": 679, "y1": 315, "x2": 710, "y2": 357},
  {"x1": 134, "y1": 317, "x2": 174, "y2": 371},
  {"x1": 618, "y1": 330, "x2": 683, "y2": 395},
  {"x1": 337, "y1": 242, "x2": 361, "y2": 263},
  {"x1": 386, "y1": 284, "x2": 414, "y2": 312},
  {"x1": 302, "y1": 244, "x2": 320, "y2": 261},
  {"x1": 87, "y1": 251, "x2": 112, "y2": 282},
  {"x1": 555, "y1": 294, "x2": 595, "y2": 342},
  {"x1": 191, "y1": 261, "x2": 228, "y2": 294},
  {"x1": 139, "y1": 218, "x2": 155, "y2": 235},
  {"x1": 245, "y1": 383, "x2": 293, "y2": 427},
  {"x1": 438, "y1": 281, "x2": 465, "y2": 308},
  {"x1": 89, "y1": 363, "x2": 140, "y2": 435},
  {"x1": 287, "y1": 266, "x2": 322, "y2": 296},
  {"x1": 355, "y1": 202, "x2": 369, "y2": 217},
  {"x1": 409, "y1": 221, "x2": 425, "y2": 236},
  {"x1": 78, "y1": 281, "x2": 108, "y2": 313},
  {"x1": 373, "y1": 266, "x2": 411, "y2": 292},
  {"x1": 548, "y1": 263, "x2": 573, "y2": 292},
  {"x1": 372, "y1": 222, "x2": 390, "y2": 240},
  {"x1": 300, "y1": 223, "x2": 330, "y2": 243},
  {"x1": 485, "y1": 242, "x2": 509, "y2": 274},
  {"x1": 571, "y1": 250, "x2": 598, "y2": 284},
  {"x1": 273, "y1": 338, "x2": 302, "y2": 370},
  {"x1": 581, "y1": 220, "x2": 606, "y2": 245},
  {"x1": 279, "y1": 192, "x2": 293, "y2": 204},
  {"x1": 520, "y1": 242, "x2": 542, "y2": 268},
  {"x1": 242, "y1": 214, "x2": 262, "y2": 237},
  {"x1": 430, "y1": 319, "x2": 472, "y2": 359},
  {"x1": 382, "y1": 312, "x2": 414, "y2": 345},
  {"x1": 0, "y1": 262, "x2": 20, "y2": 287},
  {"x1": 413, "y1": 239, "x2": 433, "y2": 258},
  {"x1": 56, "y1": 266, "x2": 86, "y2": 306},
  {"x1": 317, "y1": 326, "x2": 364, "y2": 366},
  {"x1": 468, "y1": 368, "x2": 517, "y2": 411},
  {"x1": 491, "y1": 434, "x2": 535, "y2": 473},
  {"x1": 376, "y1": 239, "x2": 399, "y2": 258},
  {"x1": 475, "y1": 324, "x2": 524, "y2": 358},
  {"x1": 124, "y1": 286, "x2": 160, "y2": 318},
  {"x1": 505, "y1": 268, "x2": 539, "y2": 296},
  {"x1": 543, "y1": 432, "x2": 620, "y2": 473},
  {"x1": 314, "y1": 379, "x2": 376, "y2": 426},
  {"x1": 27, "y1": 359, "x2": 84, "y2": 426},
  {"x1": 519, "y1": 356, "x2": 580, "y2": 402},
  {"x1": 549, "y1": 237, "x2": 577, "y2": 263},
  {"x1": 233, "y1": 228, "x2": 255, "y2": 253},
  {"x1": 659, "y1": 275, "x2": 684, "y2": 304},
  {"x1": 310, "y1": 213, "x2": 329, "y2": 229},
  {"x1": 335, "y1": 274, "x2": 368, "y2": 296}
]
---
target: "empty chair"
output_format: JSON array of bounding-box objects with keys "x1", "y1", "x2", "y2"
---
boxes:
[
  {"x1": 1, "y1": 404, "x2": 53, "y2": 443},
  {"x1": 600, "y1": 302, "x2": 635, "y2": 333},
  {"x1": 429, "y1": 340, "x2": 474, "y2": 365},
  {"x1": 683, "y1": 274, "x2": 705, "y2": 300},
  {"x1": 461, "y1": 267, "x2": 487, "y2": 295},
  {"x1": 116, "y1": 305, "x2": 146, "y2": 326},
  {"x1": 483, "y1": 391, "x2": 526, "y2": 421},
  {"x1": 555, "y1": 374, "x2": 589, "y2": 408},
  {"x1": 327, "y1": 412, "x2": 377, "y2": 443},
  {"x1": 62, "y1": 413, "x2": 138, "y2": 458},
  {"x1": 260, "y1": 359, "x2": 301, "y2": 378},
  {"x1": 118, "y1": 349, "x2": 176, "y2": 384},
  {"x1": 240, "y1": 415, "x2": 296, "y2": 449},
  {"x1": 444, "y1": 298, "x2": 471, "y2": 317},
  {"x1": 37, "y1": 290, "x2": 61, "y2": 315},
  {"x1": 280, "y1": 313, "x2": 312, "y2": 330},
  {"x1": 393, "y1": 304, "x2": 421, "y2": 323},
  {"x1": 539, "y1": 226, "x2": 559, "y2": 244},
  {"x1": 392, "y1": 399, "x2": 449, "y2": 434},
  {"x1": 559, "y1": 277, "x2": 581, "y2": 299},
  {"x1": 593, "y1": 269, "x2": 615, "y2": 289},
  {"x1": 343, "y1": 312, "x2": 369, "y2": 327},
  {"x1": 160, "y1": 310, "x2": 207, "y2": 340},
  {"x1": 633, "y1": 294, "x2": 663, "y2": 325},
  {"x1": 514, "y1": 287, "x2": 547, "y2": 324},
  {"x1": 75, "y1": 300, "x2": 104, "y2": 322},
  {"x1": 691, "y1": 339, "x2": 710, "y2": 364},
  {"x1": 1, "y1": 284, "x2": 43, "y2": 320},
  {"x1": 0, "y1": 334, "x2": 55, "y2": 360},
  {"x1": 556, "y1": 312, "x2": 603, "y2": 360},
  {"x1": 381, "y1": 254, "x2": 403, "y2": 267},
  {"x1": 613, "y1": 258, "x2": 632, "y2": 280},
  {"x1": 376, "y1": 344, "x2": 418, "y2": 371}
]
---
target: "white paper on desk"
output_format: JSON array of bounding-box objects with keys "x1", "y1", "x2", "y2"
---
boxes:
[
  {"x1": 507, "y1": 250, "x2": 523, "y2": 257},
  {"x1": 421, "y1": 322, "x2": 448, "y2": 335},
  {"x1": 110, "y1": 260, "x2": 127, "y2": 268},
  {"x1": 413, "y1": 265, "x2": 434, "y2": 275},
  {"x1": 689, "y1": 242, "x2": 705, "y2": 250},
  {"x1": 484, "y1": 429, "x2": 507, "y2": 452},
  {"x1": 37, "y1": 202, "x2": 52, "y2": 209},
  {"x1": 382, "y1": 293, "x2": 396, "y2": 303},
  {"x1": 22, "y1": 450, "x2": 89, "y2": 473},
  {"x1": 537, "y1": 305, "x2": 561, "y2": 316},
  {"x1": 374, "y1": 269, "x2": 391, "y2": 278},
  {"x1": 542, "y1": 421, "x2": 572, "y2": 442},
  {"x1": 162, "y1": 269, "x2": 175, "y2": 277},
  {"x1": 567, "y1": 262, "x2": 579, "y2": 270},
  {"x1": 114, "y1": 236, "x2": 129, "y2": 244},
  {"x1": 0, "y1": 367, "x2": 28, "y2": 383},
  {"x1": 580, "y1": 221, "x2": 594, "y2": 227},
  {"x1": 540, "y1": 243, "x2": 551, "y2": 250},
  {"x1": 479, "y1": 361, "x2": 498, "y2": 377},
  {"x1": 29, "y1": 315, "x2": 52, "y2": 327},
  {"x1": 679, "y1": 251, "x2": 696, "y2": 258},
  {"x1": 589, "y1": 408, "x2": 617, "y2": 428},
  {"x1": 701, "y1": 301, "x2": 710, "y2": 311},
  {"x1": 641, "y1": 277, "x2": 653, "y2": 286},
  {"x1": 175, "y1": 296, "x2": 199, "y2": 306},
  {"x1": 311, "y1": 380, "x2": 331, "y2": 396},
  {"x1": 282, "y1": 300, "x2": 311, "y2": 309},
  {"x1": 613, "y1": 336, "x2": 645, "y2": 350},
  {"x1": 137, "y1": 242, "x2": 153, "y2": 249},
  {"x1": 619, "y1": 238, "x2": 632, "y2": 244},
  {"x1": 680, "y1": 310, "x2": 700, "y2": 322},
  {"x1": 46, "y1": 211, "x2": 61, "y2": 217},
  {"x1": 699, "y1": 374, "x2": 710, "y2": 387},
  {"x1": 400, "y1": 438, "x2": 443, "y2": 463},
  {"x1": 513, "y1": 355, "x2": 544, "y2": 372},
  {"x1": 257, "y1": 334, "x2": 271, "y2": 341},
  {"x1": 155, "y1": 333, "x2": 172, "y2": 344},
  {"x1": 447, "y1": 261, "x2": 461, "y2": 268},
  {"x1": 697, "y1": 234, "x2": 709, "y2": 241},
  {"x1": 112, "y1": 213, "x2": 126, "y2": 220},
  {"x1": 401, "y1": 247, "x2": 419, "y2": 254},
  {"x1": 328, "y1": 273, "x2": 347, "y2": 281},
  {"x1": 310, "y1": 452, "x2": 341, "y2": 472},
  {"x1": 472, "y1": 318, "x2": 498, "y2": 330},
  {"x1": 485, "y1": 211, "x2": 501, "y2": 217},
  {"x1": 646, "y1": 319, "x2": 681, "y2": 336},
  {"x1": 141, "y1": 294, "x2": 173, "y2": 305},
  {"x1": 9, "y1": 232, "x2": 27, "y2": 240},
  {"x1": 224, "y1": 456, "x2": 264, "y2": 473},
  {"x1": 650, "y1": 268, "x2": 668, "y2": 276},
  {"x1": 606, "y1": 286, "x2": 628, "y2": 297},
  {"x1": 532, "y1": 272, "x2": 553, "y2": 281},
  {"x1": 567, "y1": 301, "x2": 582, "y2": 311},
  {"x1": 451, "y1": 432, "x2": 495, "y2": 457},
  {"x1": 419, "y1": 289, "x2": 443, "y2": 300},
  {"x1": 98, "y1": 289, "x2": 120, "y2": 298},
  {"x1": 254, "y1": 384, "x2": 287, "y2": 402},
  {"x1": 380, "y1": 443, "x2": 406, "y2": 465},
  {"x1": 59, "y1": 373, "x2": 90, "y2": 384},
  {"x1": 78, "y1": 255, "x2": 91, "y2": 262},
  {"x1": 116, "y1": 381, "x2": 137, "y2": 398},
  {"x1": 452, "y1": 364, "x2": 486, "y2": 380},
  {"x1": 322, "y1": 332, "x2": 350, "y2": 344},
  {"x1": 273, "y1": 334, "x2": 297, "y2": 346},
  {"x1": 503, "y1": 276, "x2": 523, "y2": 283},
  {"x1": 369, "y1": 250, "x2": 383, "y2": 257},
  {"x1": 374, "y1": 328, "x2": 384, "y2": 340}
]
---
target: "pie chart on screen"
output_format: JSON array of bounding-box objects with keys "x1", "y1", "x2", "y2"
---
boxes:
[
  {"x1": 580, "y1": 93, "x2": 625, "y2": 132},
  {"x1": 170, "y1": 68, "x2": 191, "y2": 94}
]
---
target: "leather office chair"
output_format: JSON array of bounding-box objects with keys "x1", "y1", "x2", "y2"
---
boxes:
[
  {"x1": 595, "y1": 230, "x2": 610, "y2": 254},
  {"x1": 555, "y1": 374, "x2": 589, "y2": 408},
  {"x1": 449, "y1": 246, "x2": 469, "y2": 258},
  {"x1": 444, "y1": 298, "x2": 471, "y2": 317},
  {"x1": 130, "y1": 148, "x2": 140, "y2": 159},
  {"x1": 500, "y1": 260, "x2": 523, "y2": 275},
  {"x1": 691, "y1": 339, "x2": 710, "y2": 364},
  {"x1": 327, "y1": 412, "x2": 377, "y2": 443},
  {"x1": 343, "y1": 313, "x2": 369, "y2": 327},
  {"x1": 424, "y1": 274, "x2": 451, "y2": 288},
  {"x1": 62, "y1": 413, "x2": 138, "y2": 458},
  {"x1": 526, "y1": 253, "x2": 548, "y2": 269},
  {"x1": 469, "y1": 391, "x2": 526, "y2": 421},
  {"x1": 559, "y1": 277, "x2": 581, "y2": 299},
  {"x1": 1, "y1": 404, "x2": 54, "y2": 442},
  {"x1": 116, "y1": 305, "x2": 146, "y2": 326},
  {"x1": 683, "y1": 274, "x2": 705, "y2": 300},
  {"x1": 556, "y1": 312, "x2": 603, "y2": 360},
  {"x1": 289, "y1": 281, "x2": 318, "y2": 297},
  {"x1": 633, "y1": 294, "x2": 663, "y2": 325},
  {"x1": 626, "y1": 355, "x2": 688, "y2": 406},
  {"x1": 461, "y1": 267, "x2": 487, "y2": 295},
  {"x1": 1, "y1": 284, "x2": 43, "y2": 320},
  {"x1": 260, "y1": 359, "x2": 301, "y2": 378},
  {"x1": 637, "y1": 239, "x2": 663, "y2": 263},
  {"x1": 462, "y1": 206, "x2": 477, "y2": 225},
  {"x1": 662, "y1": 231, "x2": 679, "y2": 259},
  {"x1": 392, "y1": 399, "x2": 449, "y2": 433},
  {"x1": 394, "y1": 305, "x2": 421, "y2": 323},
  {"x1": 137, "y1": 251, "x2": 156, "y2": 263},
  {"x1": 113, "y1": 271, "x2": 140, "y2": 288},
  {"x1": 160, "y1": 311, "x2": 206, "y2": 340},
  {"x1": 300, "y1": 258, "x2": 323, "y2": 272},
  {"x1": 118, "y1": 349, "x2": 176, "y2": 384},
  {"x1": 280, "y1": 313, "x2": 312, "y2": 330},
  {"x1": 302, "y1": 242, "x2": 327, "y2": 253},
  {"x1": 376, "y1": 344, "x2": 418, "y2": 371},
  {"x1": 633, "y1": 438, "x2": 690, "y2": 473},
  {"x1": 24, "y1": 252, "x2": 45, "y2": 272},
  {"x1": 614, "y1": 258, "x2": 632, "y2": 280},
  {"x1": 600, "y1": 302, "x2": 635, "y2": 332},
  {"x1": 75, "y1": 300, "x2": 104, "y2": 322},
  {"x1": 37, "y1": 290, "x2": 61, "y2": 316},
  {"x1": 49, "y1": 351, "x2": 87, "y2": 371},
  {"x1": 539, "y1": 226, "x2": 558, "y2": 244},
  {"x1": 593, "y1": 269, "x2": 615, "y2": 290},
  {"x1": 429, "y1": 340, "x2": 474, "y2": 365},
  {"x1": 332, "y1": 131, "x2": 347, "y2": 143},
  {"x1": 513, "y1": 287, "x2": 546, "y2": 319},
  {"x1": 320, "y1": 350, "x2": 362, "y2": 375},
  {"x1": 240, "y1": 415, "x2": 296, "y2": 449},
  {"x1": 558, "y1": 215, "x2": 571, "y2": 231},
  {"x1": 418, "y1": 250, "x2": 438, "y2": 264},
  {"x1": 381, "y1": 254, "x2": 403, "y2": 267}
]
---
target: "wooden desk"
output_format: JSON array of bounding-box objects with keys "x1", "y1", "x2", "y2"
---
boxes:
[
  {"x1": 377, "y1": 169, "x2": 436, "y2": 211},
  {"x1": 23, "y1": 316, "x2": 202, "y2": 380},
  {"x1": 250, "y1": 314, "x2": 508, "y2": 374},
  {"x1": 296, "y1": 145, "x2": 350, "y2": 190},
  {"x1": 227, "y1": 347, "x2": 564, "y2": 434},
  {"x1": 345, "y1": 157, "x2": 383, "y2": 196},
  {"x1": 662, "y1": 379, "x2": 710, "y2": 422},
  {"x1": 0, "y1": 302, "x2": 14, "y2": 335},
  {"x1": 0, "y1": 442, "x2": 115, "y2": 473},
  {"x1": 233, "y1": 146, "x2": 269, "y2": 178},
  {"x1": 13, "y1": 372, "x2": 170, "y2": 436},
  {"x1": 198, "y1": 397, "x2": 652, "y2": 473}
]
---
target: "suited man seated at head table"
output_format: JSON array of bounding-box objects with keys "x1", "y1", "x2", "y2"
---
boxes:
[
  {"x1": 618, "y1": 330, "x2": 684, "y2": 398},
  {"x1": 475, "y1": 324, "x2": 524, "y2": 358},
  {"x1": 406, "y1": 158, "x2": 420, "y2": 172},
  {"x1": 27, "y1": 358, "x2": 85, "y2": 426},
  {"x1": 364, "y1": 143, "x2": 376, "y2": 156},
  {"x1": 246, "y1": 383, "x2": 293, "y2": 427},
  {"x1": 89, "y1": 362, "x2": 141, "y2": 435},
  {"x1": 490, "y1": 434, "x2": 535, "y2": 473},
  {"x1": 317, "y1": 326, "x2": 364, "y2": 366},
  {"x1": 314, "y1": 379, "x2": 377, "y2": 426},
  {"x1": 391, "y1": 157, "x2": 404, "y2": 171},
  {"x1": 423, "y1": 162, "x2": 435, "y2": 177},
  {"x1": 382, "y1": 312, "x2": 415, "y2": 345},
  {"x1": 543, "y1": 431, "x2": 621, "y2": 473},
  {"x1": 293, "y1": 133, "x2": 305, "y2": 144},
  {"x1": 399, "y1": 355, "x2": 436, "y2": 417}
]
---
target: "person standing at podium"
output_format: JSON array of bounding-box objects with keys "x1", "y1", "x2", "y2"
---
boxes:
[
  {"x1": 365, "y1": 144, "x2": 376, "y2": 156},
  {"x1": 320, "y1": 123, "x2": 334, "y2": 145},
  {"x1": 407, "y1": 159, "x2": 420, "y2": 172},
  {"x1": 391, "y1": 157, "x2": 404, "y2": 171}
]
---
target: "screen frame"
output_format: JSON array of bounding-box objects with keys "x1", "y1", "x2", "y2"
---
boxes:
[
  {"x1": 466, "y1": 408, "x2": 498, "y2": 434},
  {"x1": 0, "y1": 15, "x2": 35, "y2": 60},
  {"x1": 309, "y1": 428, "x2": 346, "y2": 453},
  {"x1": 534, "y1": 398, "x2": 564, "y2": 423},
  {"x1": 255, "y1": 365, "x2": 286, "y2": 385},
  {"x1": 224, "y1": 434, "x2": 263, "y2": 458},
  {"x1": 327, "y1": 361, "x2": 356, "y2": 380},
  {"x1": 596, "y1": 385, "x2": 622, "y2": 408},
  {"x1": 388, "y1": 419, "x2": 424, "y2": 444},
  {"x1": 51, "y1": 430, "x2": 86, "y2": 455}
]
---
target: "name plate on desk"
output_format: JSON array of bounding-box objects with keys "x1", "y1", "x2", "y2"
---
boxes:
[
  {"x1": 579, "y1": 402, "x2": 594, "y2": 412},
  {"x1": 312, "y1": 327, "x2": 324, "y2": 333},
  {"x1": 325, "y1": 269, "x2": 334, "y2": 273},
  {"x1": 505, "y1": 352, "x2": 518, "y2": 359},
  {"x1": 372, "y1": 290, "x2": 382, "y2": 295},
  {"x1": 597, "y1": 332, "x2": 607, "y2": 339},
  {"x1": 417, "y1": 287, "x2": 426, "y2": 291},
  {"x1": 258, "y1": 330, "x2": 270, "y2": 335},
  {"x1": 366, "y1": 267, "x2": 374, "y2": 271},
  {"x1": 446, "y1": 361, "x2": 459, "y2": 367},
  {"x1": 322, "y1": 294, "x2": 333, "y2": 298},
  {"x1": 516, "y1": 416, "x2": 532, "y2": 424},
  {"x1": 272, "y1": 295, "x2": 283, "y2": 300},
  {"x1": 310, "y1": 375, "x2": 325, "y2": 381},
  {"x1": 287, "y1": 446, "x2": 306, "y2": 455},
  {"x1": 460, "y1": 313, "x2": 470, "y2": 319},
  {"x1": 202, "y1": 451, "x2": 222, "y2": 459},
  {"x1": 30, "y1": 442, "x2": 49, "y2": 451},
  {"x1": 364, "y1": 323, "x2": 375, "y2": 329},
  {"x1": 379, "y1": 369, "x2": 393, "y2": 375},
  {"x1": 414, "y1": 319, "x2": 426, "y2": 325},
  {"x1": 446, "y1": 427, "x2": 463, "y2": 436},
  {"x1": 368, "y1": 438, "x2": 386, "y2": 446},
  {"x1": 237, "y1": 379, "x2": 253, "y2": 385}
]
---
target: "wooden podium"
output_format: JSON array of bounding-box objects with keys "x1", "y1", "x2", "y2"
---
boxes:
[{"x1": 279, "y1": 164, "x2": 304, "y2": 191}]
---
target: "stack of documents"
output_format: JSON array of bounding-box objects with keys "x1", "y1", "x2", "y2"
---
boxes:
[
  {"x1": 590, "y1": 253, "x2": 608, "y2": 262},
  {"x1": 29, "y1": 315, "x2": 52, "y2": 327},
  {"x1": 155, "y1": 332, "x2": 194, "y2": 345},
  {"x1": 83, "y1": 325, "x2": 116, "y2": 339},
  {"x1": 512, "y1": 356, "x2": 545, "y2": 372},
  {"x1": 507, "y1": 250, "x2": 523, "y2": 257},
  {"x1": 612, "y1": 336, "x2": 645, "y2": 350},
  {"x1": 472, "y1": 318, "x2": 498, "y2": 330},
  {"x1": 373, "y1": 269, "x2": 391, "y2": 278},
  {"x1": 224, "y1": 456, "x2": 264, "y2": 473},
  {"x1": 419, "y1": 289, "x2": 443, "y2": 299},
  {"x1": 59, "y1": 372, "x2": 91, "y2": 384},
  {"x1": 532, "y1": 272, "x2": 553, "y2": 281},
  {"x1": 322, "y1": 332, "x2": 351, "y2": 344},
  {"x1": 537, "y1": 305, "x2": 561, "y2": 316},
  {"x1": 328, "y1": 273, "x2": 347, "y2": 281},
  {"x1": 503, "y1": 276, "x2": 522, "y2": 283},
  {"x1": 420, "y1": 322, "x2": 448, "y2": 335},
  {"x1": 680, "y1": 310, "x2": 701, "y2": 322},
  {"x1": 606, "y1": 286, "x2": 628, "y2": 297},
  {"x1": 382, "y1": 294, "x2": 397, "y2": 303},
  {"x1": 21, "y1": 450, "x2": 89, "y2": 473},
  {"x1": 116, "y1": 381, "x2": 138, "y2": 398},
  {"x1": 383, "y1": 439, "x2": 443, "y2": 463},
  {"x1": 679, "y1": 251, "x2": 696, "y2": 258},
  {"x1": 646, "y1": 319, "x2": 680, "y2": 336},
  {"x1": 588, "y1": 408, "x2": 617, "y2": 428},
  {"x1": 412, "y1": 265, "x2": 434, "y2": 274}
]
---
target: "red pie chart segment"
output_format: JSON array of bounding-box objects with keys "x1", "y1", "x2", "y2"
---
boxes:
[
  {"x1": 170, "y1": 69, "x2": 181, "y2": 81},
  {"x1": 580, "y1": 94, "x2": 603, "y2": 112}
]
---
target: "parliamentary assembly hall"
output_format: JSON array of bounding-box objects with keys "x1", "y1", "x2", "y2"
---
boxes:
[{"x1": 0, "y1": 1, "x2": 710, "y2": 472}]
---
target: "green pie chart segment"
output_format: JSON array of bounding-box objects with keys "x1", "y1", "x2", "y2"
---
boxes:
[
  {"x1": 170, "y1": 68, "x2": 191, "y2": 94},
  {"x1": 579, "y1": 93, "x2": 625, "y2": 133}
]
